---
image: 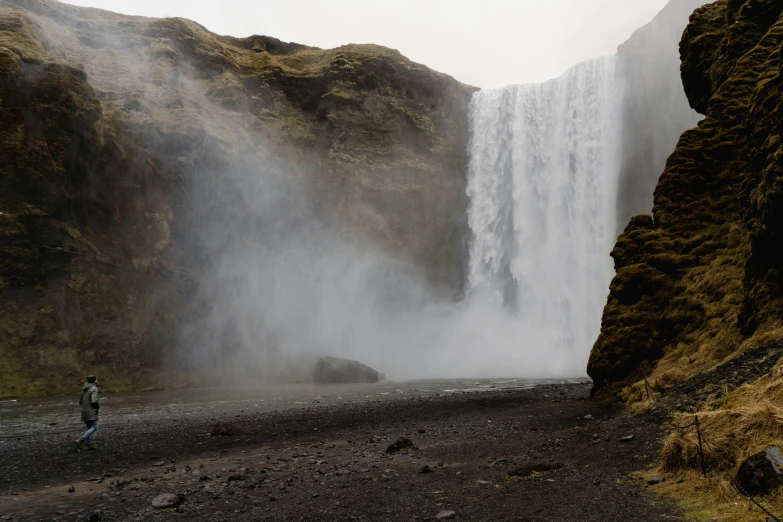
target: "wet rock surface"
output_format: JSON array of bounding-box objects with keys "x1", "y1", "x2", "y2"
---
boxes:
[
  {"x1": 737, "y1": 446, "x2": 783, "y2": 496},
  {"x1": 663, "y1": 342, "x2": 783, "y2": 412},
  {"x1": 312, "y1": 357, "x2": 380, "y2": 385},
  {"x1": 0, "y1": 384, "x2": 684, "y2": 521}
]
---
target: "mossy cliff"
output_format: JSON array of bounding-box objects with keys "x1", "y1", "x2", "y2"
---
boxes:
[
  {"x1": 614, "y1": 0, "x2": 703, "y2": 233},
  {"x1": 588, "y1": 0, "x2": 783, "y2": 395},
  {"x1": 0, "y1": 0, "x2": 473, "y2": 397}
]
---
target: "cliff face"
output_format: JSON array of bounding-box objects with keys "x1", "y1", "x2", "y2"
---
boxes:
[
  {"x1": 589, "y1": 0, "x2": 783, "y2": 394},
  {"x1": 0, "y1": 0, "x2": 473, "y2": 397},
  {"x1": 614, "y1": 0, "x2": 704, "y2": 233}
]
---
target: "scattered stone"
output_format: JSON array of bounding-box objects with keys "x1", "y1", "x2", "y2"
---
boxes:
[
  {"x1": 436, "y1": 510, "x2": 456, "y2": 520},
  {"x1": 584, "y1": 415, "x2": 593, "y2": 420},
  {"x1": 618, "y1": 435, "x2": 635, "y2": 442},
  {"x1": 647, "y1": 477, "x2": 665, "y2": 486},
  {"x1": 89, "y1": 512, "x2": 101, "y2": 522},
  {"x1": 418, "y1": 429, "x2": 426, "y2": 434},
  {"x1": 68, "y1": 486, "x2": 75, "y2": 493},
  {"x1": 507, "y1": 462, "x2": 565, "y2": 478},
  {"x1": 737, "y1": 446, "x2": 783, "y2": 495},
  {"x1": 227, "y1": 474, "x2": 246, "y2": 482},
  {"x1": 420, "y1": 465, "x2": 434, "y2": 474},
  {"x1": 153, "y1": 461, "x2": 164, "y2": 467},
  {"x1": 151, "y1": 493, "x2": 181, "y2": 509},
  {"x1": 211, "y1": 422, "x2": 237, "y2": 437},
  {"x1": 386, "y1": 438, "x2": 415, "y2": 454}
]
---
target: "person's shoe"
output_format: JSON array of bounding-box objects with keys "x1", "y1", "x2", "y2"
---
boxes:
[{"x1": 73, "y1": 440, "x2": 83, "y2": 451}]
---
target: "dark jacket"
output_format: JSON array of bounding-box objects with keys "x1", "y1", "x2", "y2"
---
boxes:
[{"x1": 79, "y1": 382, "x2": 99, "y2": 422}]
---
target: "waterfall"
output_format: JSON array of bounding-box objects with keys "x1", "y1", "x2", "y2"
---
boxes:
[{"x1": 466, "y1": 56, "x2": 620, "y2": 366}]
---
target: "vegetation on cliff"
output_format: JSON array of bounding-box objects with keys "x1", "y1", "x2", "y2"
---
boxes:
[
  {"x1": 589, "y1": 0, "x2": 783, "y2": 396},
  {"x1": 590, "y1": 0, "x2": 783, "y2": 518},
  {"x1": 0, "y1": 0, "x2": 473, "y2": 397}
]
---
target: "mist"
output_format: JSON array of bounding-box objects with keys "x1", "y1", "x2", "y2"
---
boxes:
[
  {"x1": 170, "y1": 2, "x2": 702, "y2": 386},
  {"x1": 180, "y1": 144, "x2": 582, "y2": 384},
  {"x1": 17, "y1": 0, "x2": 702, "y2": 387}
]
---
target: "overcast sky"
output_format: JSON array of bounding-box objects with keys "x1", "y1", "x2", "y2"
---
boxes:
[{"x1": 63, "y1": 0, "x2": 672, "y2": 87}]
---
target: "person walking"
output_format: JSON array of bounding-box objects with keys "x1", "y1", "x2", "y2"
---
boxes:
[{"x1": 74, "y1": 375, "x2": 100, "y2": 451}]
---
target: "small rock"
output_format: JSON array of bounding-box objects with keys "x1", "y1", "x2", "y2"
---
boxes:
[
  {"x1": 436, "y1": 510, "x2": 456, "y2": 520},
  {"x1": 647, "y1": 477, "x2": 665, "y2": 486},
  {"x1": 420, "y1": 465, "x2": 434, "y2": 474},
  {"x1": 418, "y1": 429, "x2": 426, "y2": 434},
  {"x1": 68, "y1": 486, "x2": 75, "y2": 493},
  {"x1": 737, "y1": 446, "x2": 783, "y2": 495},
  {"x1": 89, "y1": 512, "x2": 101, "y2": 522},
  {"x1": 584, "y1": 415, "x2": 593, "y2": 420},
  {"x1": 210, "y1": 422, "x2": 236, "y2": 437},
  {"x1": 151, "y1": 493, "x2": 181, "y2": 509},
  {"x1": 386, "y1": 438, "x2": 415, "y2": 454},
  {"x1": 618, "y1": 435, "x2": 635, "y2": 442}
]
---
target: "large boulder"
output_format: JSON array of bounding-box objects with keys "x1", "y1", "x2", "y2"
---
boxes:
[
  {"x1": 312, "y1": 357, "x2": 380, "y2": 385},
  {"x1": 737, "y1": 446, "x2": 783, "y2": 496}
]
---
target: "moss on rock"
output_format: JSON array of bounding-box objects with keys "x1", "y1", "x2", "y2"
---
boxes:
[
  {"x1": 589, "y1": 0, "x2": 783, "y2": 395},
  {"x1": 0, "y1": 0, "x2": 474, "y2": 397}
]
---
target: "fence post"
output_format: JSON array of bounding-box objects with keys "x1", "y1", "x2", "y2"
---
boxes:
[
  {"x1": 695, "y1": 415, "x2": 707, "y2": 478},
  {"x1": 641, "y1": 363, "x2": 652, "y2": 400}
]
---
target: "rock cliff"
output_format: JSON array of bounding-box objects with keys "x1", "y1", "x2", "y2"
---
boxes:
[
  {"x1": 614, "y1": 0, "x2": 704, "y2": 232},
  {"x1": 0, "y1": 0, "x2": 473, "y2": 396},
  {"x1": 589, "y1": 0, "x2": 783, "y2": 394}
]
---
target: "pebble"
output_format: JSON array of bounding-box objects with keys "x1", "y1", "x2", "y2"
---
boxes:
[
  {"x1": 151, "y1": 493, "x2": 180, "y2": 509},
  {"x1": 436, "y1": 510, "x2": 457, "y2": 520}
]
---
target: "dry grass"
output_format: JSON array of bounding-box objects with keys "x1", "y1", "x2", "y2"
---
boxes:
[
  {"x1": 643, "y1": 357, "x2": 783, "y2": 520},
  {"x1": 638, "y1": 468, "x2": 783, "y2": 522}
]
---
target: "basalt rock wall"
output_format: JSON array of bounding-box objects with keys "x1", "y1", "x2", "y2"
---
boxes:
[
  {"x1": 589, "y1": 0, "x2": 783, "y2": 394},
  {"x1": 0, "y1": 0, "x2": 474, "y2": 397}
]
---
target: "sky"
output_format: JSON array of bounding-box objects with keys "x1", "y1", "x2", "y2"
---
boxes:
[{"x1": 63, "y1": 0, "x2": 672, "y2": 88}]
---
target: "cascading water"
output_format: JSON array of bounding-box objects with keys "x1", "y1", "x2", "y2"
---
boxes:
[{"x1": 467, "y1": 56, "x2": 621, "y2": 367}]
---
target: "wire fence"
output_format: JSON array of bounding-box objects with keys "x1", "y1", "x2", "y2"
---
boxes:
[
  {"x1": 636, "y1": 355, "x2": 783, "y2": 521},
  {"x1": 662, "y1": 410, "x2": 781, "y2": 522}
]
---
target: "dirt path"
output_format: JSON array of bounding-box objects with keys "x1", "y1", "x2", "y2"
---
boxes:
[{"x1": 0, "y1": 384, "x2": 682, "y2": 521}]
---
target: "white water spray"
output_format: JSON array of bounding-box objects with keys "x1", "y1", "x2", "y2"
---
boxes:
[
  {"x1": 466, "y1": 56, "x2": 621, "y2": 370},
  {"x1": 189, "y1": 57, "x2": 625, "y2": 382}
]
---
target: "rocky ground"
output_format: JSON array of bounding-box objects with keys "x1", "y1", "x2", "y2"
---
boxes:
[
  {"x1": 664, "y1": 341, "x2": 783, "y2": 413},
  {"x1": 0, "y1": 384, "x2": 683, "y2": 521}
]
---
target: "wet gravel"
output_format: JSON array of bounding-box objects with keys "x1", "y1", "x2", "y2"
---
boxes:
[{"x1": 0, "y1": 383, "x2": 683, "y2": 521}]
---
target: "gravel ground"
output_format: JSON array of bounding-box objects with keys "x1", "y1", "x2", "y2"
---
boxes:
[{"x1": 0, "y1": 383, "x2": 683, "y2": 521}]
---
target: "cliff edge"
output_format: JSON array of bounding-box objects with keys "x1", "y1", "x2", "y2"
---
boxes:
[
  {"x1": 589, "y1": 0, "x2": 783, "y2": 395},
  {"x1": 0, "y1": 0, "x2": 474, "y2": 397}
]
